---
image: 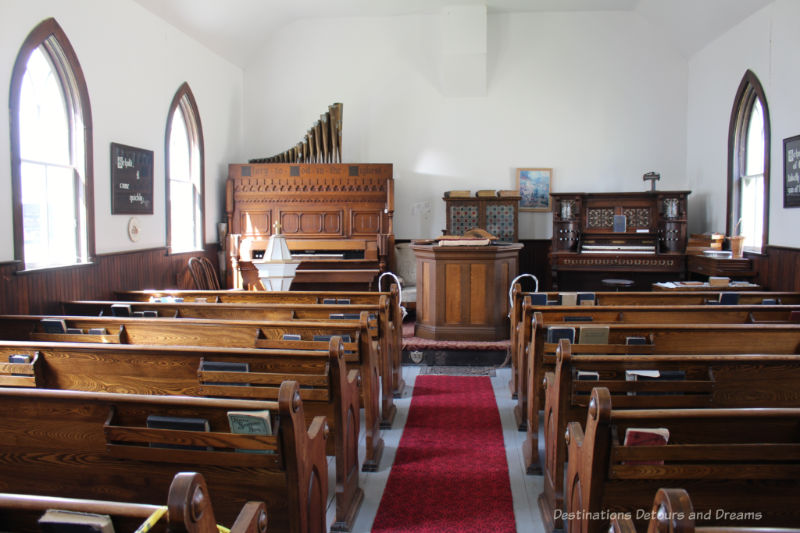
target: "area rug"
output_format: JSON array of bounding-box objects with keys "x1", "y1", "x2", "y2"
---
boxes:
[
  {"x1": 417, "y1": 366, "x2": 497, "y2": 377},
  {"x1": 371, "y1": 376, "x2": 516, "y2": 533},
  {"x1": 402, "y1": 321, "x2": 511, "y2": 352}
]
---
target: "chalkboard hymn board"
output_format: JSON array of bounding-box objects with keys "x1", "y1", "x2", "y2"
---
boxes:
[{"x1": 111, "y1": 142, "x2": 153, "y2": 214}]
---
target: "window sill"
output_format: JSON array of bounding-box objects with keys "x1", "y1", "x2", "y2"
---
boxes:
[{"x1": 15, "y1": 261, "x2": 95, "y2": 275}]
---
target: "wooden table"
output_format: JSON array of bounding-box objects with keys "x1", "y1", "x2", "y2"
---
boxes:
[
  {"x1": 687, "y1": 254, "x2": 756, "y2": 280},
  {"x1": 411, "y1": 242, "x2": 523, "y2": 341}
]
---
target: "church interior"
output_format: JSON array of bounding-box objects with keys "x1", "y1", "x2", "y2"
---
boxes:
[{"x1": 1, "y1": 1, "x2": 800, "y2": 532}]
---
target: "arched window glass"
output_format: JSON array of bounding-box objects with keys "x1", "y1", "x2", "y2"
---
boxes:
[
  {"x1": 10, "y1": 19, "x2": 94, "y2": 269},
  {"x1": 728, "y1": 70, "x2": 769, "y2": 252},
  {"x1": 166, "y1": 84, "x2": 204, "y2": 253}
]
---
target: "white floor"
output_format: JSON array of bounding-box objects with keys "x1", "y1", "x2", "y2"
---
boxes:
[{"x1": 325, "y1": 365, "x2": 546, "y2": 533}]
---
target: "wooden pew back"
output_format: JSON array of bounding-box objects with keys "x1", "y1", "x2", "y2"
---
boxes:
[
  {"x1": 0, "y1": 472, "x2": 267, "y2": 533},
  {"x1": 610, "y1": 488, "x2": 800, "y2": 533},
  {"x1": 566, "y1": 388, "x2": 800, "y2": 533},
  {"x1": 0, "y1": 382, "x2": 326, "y2": 533},
  {"x1": 522, "y1": 318, "x2": 800, "y2": 475},
  {"x1": 537, "y1": 340, "x2": 800, "y2": 532},
  {"x1": 0, "y1": 313, "x2": 387, "y2": 472},
  {"x1": 117, "y1": 286, "x2": 407, "y2": 396},
  {"x1": 0, "y1": 337, "x2": 362, "y2": 530}
]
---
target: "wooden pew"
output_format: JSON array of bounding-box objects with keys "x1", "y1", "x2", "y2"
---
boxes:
[
  {"x1": 0, "y1": 337, "x2": 362, "y2": 532},
  {"x1": 0, "y1": 472, "x2": 267, "y2": 533},
  {"x1": 63, "y1": 298, "x2": 388, "y2": 406},
  {"x1": 610, "y1": 488, "x2": 800, "y2": 533},
  {"x1": 565, "y1": 387, "x2": 800, "y2": 533},
  {"x1": 0, "y1": 382, "x2": 326, "y2": 533},
  {"x1": 116, "y1": 287, "x2": 406, "y2": 398},
  {"x1": 522, "y1": 319, "x2": 800, "y2": 474},
  {"x1": 507, "y1": 286, "x2": 800, "y2": 400},
  {"x1": 0, "y1": 313, "x2": 388, "y2": 473},
  {"x1": 512, "y1": 302, "x2": 800, "y2": 418},
  {"x1": 508, "y1": 285, "x2": 800, "y2": 402},
  {"x1": 539, "y1": 339, "x2": 800, "y2": 532}
]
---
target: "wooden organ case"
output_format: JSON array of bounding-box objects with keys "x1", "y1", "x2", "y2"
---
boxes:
[
  {"x1": 226, "y1": 163, "x2": 394, "y2": 290},
  {"x1": 549, "y1": 191, "x2": 689, "y2": 290}
]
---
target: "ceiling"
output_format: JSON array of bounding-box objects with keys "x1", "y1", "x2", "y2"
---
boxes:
[{"x1": 132, "y1": 0, "x2": 773, "y2": 67}]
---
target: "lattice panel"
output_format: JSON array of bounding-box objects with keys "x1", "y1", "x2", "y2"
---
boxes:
[
  {"x1": 485, "y1": 204, "x2": 515, "y2": 241},
  {"x1": 622, "y1": 208, "x2": 650, "y2": 228},
  {"x1": 586, "y1": 208, "x2": 614, "y2": 229},
  {"x1": 450, "y1": 206, "x2": 479, "y2": 236}
]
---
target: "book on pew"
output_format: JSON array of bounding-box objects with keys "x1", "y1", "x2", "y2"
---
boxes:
[
  {"x1": 576, "y1": 370, "x2": 599, "y2": 381},
  {"x1": 200, "y1": 360, "x2": 250, "y2": 386},
  {"x1": 146, "y1": 415, "x2": 211, "y2": 451},
  {"x1": 547, "y1": 295, "x2": 562, "y2": 306},
  {"x1": 323, "y1": 298, "x2": 351, "y2": 304},
  {"x1": 38, "y1": 509, "x2": 114, "y2": 533},
  {"x1": 577, "y1": 292, "x2": 596, "y2": 306},
  {"x1": 87, "y1": 328, "x2": 107, "y2": 335},
  {"x1": 530, "y1": 293, "x2": 548, "y2": 306},
  {"x1": 9, "y1": 354, "x2": 32, "y2": 364},
  {"x1": 66, "y1": 327, "x2": 84, "y2": 334},
  {"x1": 110, "y1": 304, "x2": 132, "y2": 317},
  {"x1": 545, "y1": 327, "x2": 575, "y2": 344},
  {"x1": 227, "y1": 409, "x2": 274, "y2": 454},
  {"x1": 283, "y1": 334, "x2": 302, "y2": 340},
  {"x1": 578, "y1": 325, "x2": 609, "y2": 344},
  {"x1": 133, "y1": 310, "x2": 158, "y2": 317},
  {"x1": 625, "y1": 336, "x2": 648, "y2": 345},
  {"x1": 718, "y1": 292, "x2": 740, "y2": 305},
  {"x1": 313, "y1": 334, "x2": 352, "y2": 343},
  {"x1": 626, "y1": 370, "x2": 686, "y2": 396},
  {"x1": 330, "y1": 313, "x2": 361, "y2": 320},
  {"x1": 564, "y1": 316, "x2": 593, "y2": 322},
  {"x1": 41, "y1": 318, "x2": 68, "y2": 334},
  {"x1": 560, "y1": 292, "x2": 578, "y2": 306},
  {"x1": 762, "y1": 298, "x2": 778, "y2": 305},
  {"x1": 623, "y1": 427, "x2": 669, "y2": 465}
]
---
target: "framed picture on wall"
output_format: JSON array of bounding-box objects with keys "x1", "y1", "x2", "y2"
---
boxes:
[
  {"x1": 783, "y1": 135, "x2": 800, "y2": 207},
  {"x1": 517, "y1": 168, "x2": 552, "y2": 211},
  {"x1": 111, "y1": 142, "x2": 154, "y2": 214}
]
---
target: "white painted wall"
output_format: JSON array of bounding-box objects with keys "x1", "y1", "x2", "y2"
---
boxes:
[
  {"x1": 243, "y1": 11, "x2": 688, "y2": 240},
  {"x1": 687, "y1": 0, "x2": 800, "y2": 248},
  {"x1": 0, "y1": 0, "x2": 244, "y2": 261}
]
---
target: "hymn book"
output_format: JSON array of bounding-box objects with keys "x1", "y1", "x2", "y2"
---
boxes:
[
  {"x1": 227, "y1": 410, "x2": 274, "y2": 454},
  {"x1": 38, "y1": 510, "x2": 114, "y2": 533}
]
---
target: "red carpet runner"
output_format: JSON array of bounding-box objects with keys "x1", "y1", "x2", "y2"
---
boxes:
[{"x1": 371, "y1": 376, "x2": 516, "y2": 532}]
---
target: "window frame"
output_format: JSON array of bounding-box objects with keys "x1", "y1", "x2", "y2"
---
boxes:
[
  {"x1": 727, "y1": 69, "x2": 770, "y2": 253},
  {"x1": 9, "y1": 17, "x2": 95, "y2": 271},
  {"x1": 165, "y1": 82, "x2": 205, "y2": 254}
]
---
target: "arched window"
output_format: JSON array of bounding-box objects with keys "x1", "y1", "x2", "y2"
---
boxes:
[
  {"x1": 166, "y1": 83, "x2": 204, "y2": 253},
  {"x1": 727, "y1": 70, "x2": 770, "y2": 252},
  {"x1": 9, "y1": 18, "x2": 94, "y2": 269}
]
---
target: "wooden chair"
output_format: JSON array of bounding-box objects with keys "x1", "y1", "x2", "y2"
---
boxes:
[{"x1": 188, "y1": 256, "x2": 221, "y2": 290}]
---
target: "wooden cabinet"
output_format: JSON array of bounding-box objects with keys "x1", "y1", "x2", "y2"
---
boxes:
[
  {"x1": 411, "y1": 243, "x2": 523, "y2": 341},
  {"x1": 444, "y1": 193, "x2": 521, "y2": 242}
]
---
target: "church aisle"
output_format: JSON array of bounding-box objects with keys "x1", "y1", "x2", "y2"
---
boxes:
[{"x1": 327, "y1": 366, "x2": 545, "y2": 533}]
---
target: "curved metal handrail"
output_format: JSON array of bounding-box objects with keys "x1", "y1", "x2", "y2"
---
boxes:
[
  {"x1": 378, "y1": 271, "x2": 407, "y2": 319},
  {"x1": 508, "y1": 273, "x2": 539, "y2": 310}
]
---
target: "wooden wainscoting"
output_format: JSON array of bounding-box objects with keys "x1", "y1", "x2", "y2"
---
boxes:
[
  {"x1": 0, "y1": 246, "x2": 219, "y2": 315},
  {"x1": 753, "y1": 245, "x2": 800, "y2": 291},
  {"x1": 519, "y1": 239, "x2": 552, "y2": 291}
]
